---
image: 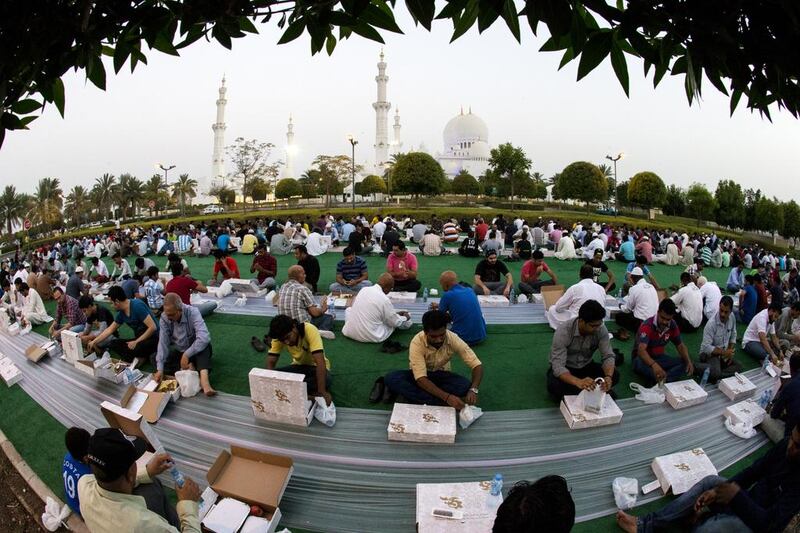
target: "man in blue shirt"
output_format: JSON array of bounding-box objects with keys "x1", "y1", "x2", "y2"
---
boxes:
[
  {"x1": 433, "y1": 271, "x2": 486, "y2": 345},
  {"x1": 329, "y1": 247, "x2": 372, "y2": 294},
  {"x1": 727, "y1": 264, "x2": 745, "y2": 293},
  {"x1": 62, "y1": 427, "x2": 92, "y2": 516},
  {"x1": 616, "y1": 239, "x2": 635, "y2": 262},
  {"x1": 88, "y1": 285, "x2": 159, "y2": 366},
  {"x1": 739, "y1": 274, "x2": 758, "y2": 324},
  {"x1": 216, "y1": 230, "x2": 231, "y2": 253},
  {"x1": 624, "y1": 255, "x2": 659, "y2": 295}
]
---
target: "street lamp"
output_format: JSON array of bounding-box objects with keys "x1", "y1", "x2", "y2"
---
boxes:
[
  {"x1": 156, "y1": 163, "x2": 176, "y2": 188},
  {"x1": 605, "y1": 153, "x2": 623, "y2": 215},
  {"x1": 347, "y1": 134, "x2": 358, "y2": 210}
]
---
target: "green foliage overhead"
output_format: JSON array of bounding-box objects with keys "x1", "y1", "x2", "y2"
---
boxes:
[
  {"x1": 685, "y1": 183, "x2": 716, "y2": 223},
  {"x1": 2, "y1": 0, "x2": 797, "y2": 146},
  {"x1": 713, "y1": 180, "x2": 746, "y2": 230},
  {"x1": 391, "y1": 152, "x2": 448, "y2": 204},
  {"x1": 627, "y1": 171, "x2": 666, "y2": 209},
  {"x1": 555, "y1": 161, "x2": 608, "y2": 204},
  {"x1": 275, "y1": 178, "x2": 301, "y2": 199}
]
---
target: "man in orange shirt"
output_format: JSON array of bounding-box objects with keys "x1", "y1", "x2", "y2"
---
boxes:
[{"x1": 210, "y1": 250, "x2": 240, "y2": 285}]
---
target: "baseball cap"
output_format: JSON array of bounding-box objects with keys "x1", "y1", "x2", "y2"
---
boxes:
[
  {"x1": 631, "y1": 267, "x2": 644, "y2": 276},
  {"x1": 87, "y1": 428, "x2": 147, "y2": 480},
  {"x1": 75, "y1": 266, "x2": 84, "y2": 273},
  {"x1": 594, "y1": 249, "x2": 603, "y2": 256}
]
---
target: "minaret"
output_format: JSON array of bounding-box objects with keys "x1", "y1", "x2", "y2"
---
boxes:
[
  {"x1": 211, "y1": 76, "x2": 227, "y2": 187},
  {"x1": 283, "y1": 114, "x2": 295, "y2": 179},
  {"x1": 372, "y1": 49, "x2": 391, "y2": 170},
  {"x1": 392, "y1": 107, "x2": 402, "y2": 153}
]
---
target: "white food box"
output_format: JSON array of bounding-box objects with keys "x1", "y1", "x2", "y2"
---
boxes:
[
  {"x1": 74, "y1": 353, "x2": 105, "y2": 377},
  {"x1": 388, "y1": 403, "x2": 456, "y2": 444},
  {"x1": 202, "y1": 497, "x2": 251, "y2": 533},
  {"x1": 0, "y1": 358, "x2": 22, "y2": 387},
  {"x1": 61, "y1": 329, "x2": 84, "y2": 364},
  {"x1": 560, "y1": 393, "x2": 623, "y2": 429},
  {"x1": 41, "y1": 341, "x2": 59, "y2": 358},
  {"x1": 319, "y1": 236, "x2": 332, "y2": 248},
  {"x1": 7, "y1": 322, "x2": 20, "y2": 336},
  {"x1": 387, "y1": 291, "x2": 418, "y2": 303},
  {"x1": 0, "y1": 311, "x2": 10, "y2": 332},
  {"x1": 664, "y1": 380, "x2": 708, "y2": 409},
  {"x1": 724, "y1": 399, "x2": 767, "y2": 427},
  {"x1": 248, "y1": 368, "x2": 315, "y2": 427},
  {"x1": 228, "y1": 278, "x2": 262, "y2": 296},
  {"x1": 651, "y1": 448, "x2": 717, "y2": 495},
  {"x1": 477, "y1": 295, "x2": 510, "y2": 307},
  {"x1": 416, "y1": 481, "x2": 498, "y2": 533},
  {"x1": 718, "y1": 374, "x2": 757, "y2": 401}
]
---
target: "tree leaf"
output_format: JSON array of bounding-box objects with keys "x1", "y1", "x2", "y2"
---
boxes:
[
  {"x1": 212, "y1": 24, "x2": 233, "y2": 49},
  {"x1": 326, "y1": 34, "x2": 337, "y2": 55},
  {"x1": 577, "y1": 31, "x2": 612, "y2": 81},
  {"x1": 729, "y1": 89, "x2": 743, "y2": 115},
  {"x1": 113, "y1": 42, "x2": 131, "y2": 73},
  {"x1": 558, "y1": 47, "x2": 575, "y2": 70},
  {"x1": 350, "y1": 21, "x2": 385, "y2": 43},
  {"x1": 610, "y1": 41, "x2": 629, "y2": 96},
  {"x1": 87, "y1": 56, "x2": 107, "y2": 90},
  {"x1": 436, "y1": 0, "x2": 469, "y2": 20},
  {"x1": 239, "y1": 16, "x2": 258, "y2": 34},
  {"x1": 539, "y1": 34, "x2": 570, "y2": 52},
  {"x1": 11, "y1": 99, "x2": 41, "y2": 115},
  {"x1": 278, "y1": 18, "x2": 306, "y2": 44},
  {"x1": 477, "y1": 2, "x2": 501, "y2": 34},
  {"x1": 500, "y1": 0, "x2": 521, "y2": 42},
  {"x1": 153, "y1": 31, "x2": 180, "y2": 56},
  {"x1": 406, "y1": 0, "x2": 436, "y2": 30},
  {"x1": 359, "y1": 3, "x2": 403, "y2": 33},
  {"x1": 450, "y1": 0, "x2": 479, "y2": 42}
]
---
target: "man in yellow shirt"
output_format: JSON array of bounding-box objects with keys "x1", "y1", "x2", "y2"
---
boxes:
[
  {"x1": 77, "y1": 428, "x2": 201, "y2": 532},
  {"x1": 384, "y1": 310, "x2": 484, "y2": 409},
  {"x1": 241, "y1": 228, "x2": 258, "y2": 254},
  {"x1": 267, "y1": 314, "x2": 332, "y2": 405}
]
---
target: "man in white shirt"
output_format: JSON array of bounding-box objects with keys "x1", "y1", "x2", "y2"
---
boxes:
[
  {"x1": 615, "y1": 267, "x2": 658, "y2": 338},
  {"x1": 110, "y1": 253, "x2": 132, "y2": 280},
  {"x1": 19, "y1": 283, "x2": 52, "y2": 326},
  {"x1": 546, "y1": 264, "x2": 607, "y2": 330},
  {"x1": 342, "y1": 273, "x2": 412, "y2": 343},
  {"x1": 372, "y1": 219, "x2": 386, "y2": 242},
  {"x1": 670, "y1": 272, "x2": 704, "y2": 333},
  {"x1": 90, "y1": 257, "x2": 110, "y2": 283},
  {"x1": 697, "y1": 276, "x2": 722, "y2": 321},
  {"x1": 742, "y1": 304, "x2": 785, "y2": 364},
  {"x1": 305, "y1": 229, "x2": 329, "y2": 256},
  {"x1": 582, "y1": 234, "x2": 606, "y2": 260}
]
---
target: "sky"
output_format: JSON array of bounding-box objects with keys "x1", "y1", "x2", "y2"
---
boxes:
[{"x1": 1, "y1": 5, "x2": 799, "y2": 200}]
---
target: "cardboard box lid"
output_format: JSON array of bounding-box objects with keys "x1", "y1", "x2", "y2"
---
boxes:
[
  {"x1": 120, "y1": 385, "x2": 169, "y2": 424},
  {"x1": 206, "y1": 446, "x2": 293, "y2": 512},
  {"x1": 25, "y1": 344, "x2": 48, "y2": 363},
  {"x1": 541, "y1": 284, "x2": 565, "y2": 310},
  {"x1": 100, "y1": 401, "x2": 163, "y2": 452}
]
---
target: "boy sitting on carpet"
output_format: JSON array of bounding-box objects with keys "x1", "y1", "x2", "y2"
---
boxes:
[{"x1": 63, "y1": 427, "x2": 92, "y2": 516}]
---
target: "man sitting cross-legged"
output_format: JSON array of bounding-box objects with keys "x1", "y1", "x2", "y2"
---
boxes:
[
  {"x1": 329, "y1": 247, "x2": 372, "y2": 294},
  {"x1": 694, "y1": 295, "x2": 741, "y2": 383},
  {"x1": 616, "y1": 423, "x2": 800, "y2": 533},
  {"x1": 88, "y1": 285, "x2": 159, "y2": 367},
  {"x1": 342, "y1": 273, "x2": 412, "y2": 344},
  {"x1": 430, "y1": 271, "x2": 486, "y2": 346},
  {"x1": 278, "y1": 265, "x2": 335, "y2": 337},
  {"x1": 547, "y1": 300, "x2": 619, "y2": 401},
  {"x1": 518, "y1": 249, "x2": 558, "y2": 296},
  {"x1": 386, "y1": 241, "x2": 422, "y2": 293},
  {"x1": 384, "y1": 310, "x2": 483, "y2": 409},
  {"x1": 631, "y1": 298, "x2": 694, "y2": 385},
  {"x1": 473, "y1": 249, "x2": 513, "y2": 297},
  {"x1": 153, "y1": 293, "x2": 216, "y2": 396}
]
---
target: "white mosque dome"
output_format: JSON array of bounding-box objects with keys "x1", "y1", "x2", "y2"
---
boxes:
[
  {"x1": 469, "y1": 140, "x2": 491, "y2": 159},
  {"x1": 443, "y1": 109, "x2": 489, "y2": 148}
]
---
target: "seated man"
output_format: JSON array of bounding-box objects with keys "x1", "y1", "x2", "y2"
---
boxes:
[
  {"x1": 380, "y1": 223, "x2": 401, "y2": 255},
  {"x1": 386, "y1": 241, "x2": 421, "y2": 293},
  {"x1": 78, "y1": 427, "x2": 201, "y2": 533},
  {"x1": 727, "y1": 264, "x2": 745, "y2": 293},
  {"x1": 78, "y1": 296, "x2": 115, "y2": 350},
  {"x1": 742, "y1": 303, "x2": 785, "y2": 364},
  {"x1": 762, "y1": 353, "x2": 800, "y2": 443},
  {"x1": 18, "y1": 282, "x2": 52, "y2": 325},
  {"x1": 617, "y1": 423, "x2": 800, "y2": 533},
  {"x1": 518, "y1": 250, "x2": 558, "y2": 296},
  {"x1": 546, "y1": 264, "x2": 607, "y2": 331},
  {"x1": 547, "y1": 300, "x2": 619, "y2": 401},
  {"x1": 419, "y1": 229, "x2": 445, "y2": 257},
  {"x1": 62, "y1": 427, "x2": 91, "y2": 517},
  {"x1": 432, "y1": 271, "x2": 487, "y2": 346},
  {"x1": 384, "y1": 310, "x2": 483, "y2": 408},
  {"x1": 89, "y1": 257, "x2": 109, "y2": 283},
  {"x1": 164, "y1": 263, "x2": 216, "y2": 317},
  {"x1": 49, "y1": 286, "x2": 87, "y2": 340},
  {"x1": 697, "y1": 276, "x2": 722, "y2": 322},
  {"x1": 295, "y1": 245, "x2": 320, "y2": 293},
  {"x1": 776, "y1": 301, "x2": 800, "y2": 349},
  {"x1": 109, "y1": 253, "x2": 132, "y2": 280},
  {"x1": 739, "y1": 274, "x2": 758, "y2": 323},
  {"x1": 671, "y1": 272, "x2": 704, "y2": 333},
  {"x1": 209, "y1": 250, "x2": 240, "y2": 286},
  {"x1": 266, "y1": 314, "x2": 332, "y2": 405},
  {"x1": 585, "y1": 248, "x2": 616, "y2": 293},
  {"x1": 623, "y1": 255, "x2": 658, "y2": 295},
  {"x1": 614, "y1": 267, "x2": 658, "y2": 339},
  {"x1": 342, "y1": 273, "x2": 412, "y2": 343},
  {"x1": 632, "y1": 299, "x2": 694, "y2": 385},
  {"x1": 582, "y1": 233, "x2": 605, "y2": 260},
  {"x1": 154, "y1": 293, "x2": 216, "y2": 396},
  {"x1": 142, "y1": 266, "x2": 165, "y2": 314},
  {"x1": 329, "y1": 247, "x2": 372, "y2": 294},
  {"x1": 134, "y1": 257, "x2": 156, "y2": 278},
  {"x1": 695, "y1": 296, "x2": 741, "y2": 383},
  {"x1": 88, "y1": 286, "x2": 159, "y2": 366},
  {"x1": 305, "y1": 228, "x2": 329, "y2": 256},
  {"x1": 250, "y1": 244, "x2": 277, "y2": 290},
  {"x1": 240, "y1": 229, "x2": 258, "y2": 254},
  {"x1": 493, "y1": 476, "x2": 575, "y2": 533},
  {"x1": 473, "y1": 250, "x2": 513, "y2": 297},
  {"x1": 278, "y1": 265, "x2": 335, "y2": 336},
  {"x1": 458, "y1": 230, "x2": 480, "y2": 257}
]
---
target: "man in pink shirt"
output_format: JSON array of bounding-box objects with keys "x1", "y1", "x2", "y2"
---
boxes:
[
  {"x1": 386, "y1": 241, "x2": 422, "y2": 293},
  {"x1": 635, "y1": 236, "x2": 654, "y2": 264},
  {"x1": 519, "y1": 250, "x2": 559, "y2": 296},
  {"x1": 549, "y1": 227, "x2": 562, "y2": 250}
]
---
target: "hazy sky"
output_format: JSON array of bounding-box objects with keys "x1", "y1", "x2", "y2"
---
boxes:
[{"x1": 1, "y1": 6, "x2": 798, "y2": 200}]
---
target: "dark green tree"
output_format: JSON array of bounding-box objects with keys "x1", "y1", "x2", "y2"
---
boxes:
[
  {"x1": 714, "y1": 180, "x2": 746, "y2": 229},
  {"x1": 782, "y1": 200, "x2": 800, "y2": 242},
  {"x1": 685, "y1": 183, "x2": 716, "y2": 225},
  {"x1": 627, "y1": 171, "x2": 667, "y2": 210},
  {"x1": 391, "y1": 152, "x2": 447, "y2": 207},
  {"x1": 662, "y1": 184, "x2": 686, "y2": 216},
  {"x1": 451, "y1": 170, "x2": 481, "y2": 201},
  {"x1": 487, "y1": 143, "x2": 532, "y2": 211},
  {"x1": 555, "y1": 162, "x2": 608, "y2": 206}
]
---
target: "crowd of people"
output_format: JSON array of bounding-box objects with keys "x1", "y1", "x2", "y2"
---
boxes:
[{"x1": 3, "y1": 210, "x2": 800, "y2": 532}]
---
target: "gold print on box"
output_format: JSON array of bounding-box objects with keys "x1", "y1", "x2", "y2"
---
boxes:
[
  {"x1": 390, "y1": 422, "x2": 406, "y2": 433},
  {"x1": 274, "y1": 389, "x2": 291, "y2": 403},
  {"x1": 674, "y1": 463, "x2": 691, "y2": 472},
  {"x1": 422, "y1": 413, "x2": 439, "y2": 424},
  {"x1": 251, "y1": 400, "x2": 265, "y2": 413},
  {"x1": 439, "y1": 496, "x2": 463, "y2": 509}
]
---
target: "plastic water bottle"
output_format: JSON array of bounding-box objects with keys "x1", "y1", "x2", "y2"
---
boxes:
[
  {"x1": 762, "y1": 358, "x2": 771, "y2": 373},
  {"x1": 169, "y1": 465, "x2": 185, "y2": 488},
  {"x1": 617, "y1": 287, "x2": 622, "y2": 299},
  {"x1": 422, "y1": 287, "x2": 429, "y2": 302},
  {"x1": 509, "y1": 288, "x2": 516, "y2": 304},
  {"x1": 699, "y1": 367, "x2": 710, "y2": 387},
  {"x1": 487, "y1": 473, "x2": 504, "y2": 509},
  {"x1": 123, "y1": 367, "x2": 135, "y2": 385}
]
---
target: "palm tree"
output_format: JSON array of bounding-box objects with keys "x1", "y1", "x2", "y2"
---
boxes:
[
  {"x1": 29, "y1": 177, "x2": 63, "y2": 229},
  {"x1": 117, "y1": 174, "x2": 144, "y2": 220},
  {"x1": 0, "y1": 185, "x2": 28, "y2": 235},
  {"x1": 64, "y1": 185, "x2": 90, "y2": 227},
  {"x1": 598, "y1": 163, "x2": 614, "y2": 180},
  {"x1": 144, "y1": 174, "x2": 168, "y2": 216},
  {"x1": 172, "y1": 174, "x2": 198, "y2": 216},
  {"x1": 92, "y1": 173, "x2": 117, "y2": 220}
]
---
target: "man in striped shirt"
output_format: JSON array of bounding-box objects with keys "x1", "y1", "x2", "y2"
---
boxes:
[
  {"x1": 632, "y1": 298, "x2": 694, "y2": 385},
  {"x1": 329, "y1": 247, "x2": 372, "y2": 294},
  {"x1": 49, "y1": 286, "x2": 88, "y2": 340}
]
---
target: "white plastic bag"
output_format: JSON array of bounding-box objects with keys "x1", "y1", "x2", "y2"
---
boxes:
[
  {"x1": 41, "y1": 496, "x2": 71, "y2": 531},
  {"x1": 612, "y1": 477, "x2": 638, "y2": 510},
  {"x1": 372, "y1": 243, "x2": 382, "y2": 254},
  {"x1": 175, "y1": 370, "x2": 200, "y2": 398},
  {"x1": 459, "y1": 405, "x2": 483, "y2": 429},
  {"x1": 630, "y1": 382, "x2": 665, "y2": 404},
  {"x1": 313, "y1": 397, "x2": 336, "y2": 427},
  {"x1": 580, "y1": 378, "x2": 607, "y2": 413},
  {"x1": 725, "y1": 417, "x2": 757, "y2": 439}
]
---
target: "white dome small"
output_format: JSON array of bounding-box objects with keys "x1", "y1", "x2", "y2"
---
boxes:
[
  {"x1": 469, "y1": 140, "x2": 491, "y2": 159},
  {"x1": 443, "y1": 110, "x2": 488, "y2": 148}
]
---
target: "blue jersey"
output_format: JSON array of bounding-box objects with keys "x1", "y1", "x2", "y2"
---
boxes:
[{"x1": 62, "y1": 452, "x2": 91, "y2": 515}]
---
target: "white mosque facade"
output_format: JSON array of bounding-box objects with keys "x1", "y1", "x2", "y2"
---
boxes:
[{"x1": 435, "y1": 108, "x2": 491, "y2": 178}]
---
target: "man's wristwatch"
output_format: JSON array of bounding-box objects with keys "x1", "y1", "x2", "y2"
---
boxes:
[{"x1": 469, "y1": 387, "x2": 479, "y2": 395}]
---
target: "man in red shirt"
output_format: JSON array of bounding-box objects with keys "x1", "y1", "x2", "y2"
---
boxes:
[
  {"x1": 250, "y1": 244, "x2": 277, "y2": 289},
  {"x1": 632, "y1": 299, "x2": 693, "y2": 385},
  {"x1": 475, "y1": 218, "x2": 489, "y2": 243},
  {"x1": 386, "y1": 242, "x2": 421, "y2": 293},
  {"x1": 210, "y1": 250, "x2": 240, "y2": 285},
  {"x1": 519, "y1": 250, "x2": 558, "y2": 296},
  {"x1": 165, "y1": 263, "x2": 216, "y2": 317}
]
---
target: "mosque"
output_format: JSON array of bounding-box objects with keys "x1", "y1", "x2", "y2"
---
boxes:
[{"x1": 207, "y1": 51, "x2": 493, "y2": 198}]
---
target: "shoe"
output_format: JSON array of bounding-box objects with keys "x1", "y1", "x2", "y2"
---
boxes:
[
  {"x1": 319, "y1": 330, "x2": 336, "y2": 340},
  {"x1": 381, "y1": 340, "x2": 406, "y2": 354},
  {"x1": 251, "y1": 336, "x2": 266, "y2": 352},
  {"x1": 614, "y1": 348, "x2": 625, "y2": 366},
  {"x1": 369, "y1": 377, "x2": 385, "y2": 404}
]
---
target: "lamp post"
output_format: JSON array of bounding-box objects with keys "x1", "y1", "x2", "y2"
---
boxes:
[
  {"x1": 157, "y1": 163, "x2": 176, "y2": 188},
  {"x1": 347, "y1": 135, "x2": 358, "y2": 210},
  {"x1": 605, "y1": 153, "x2": 623, "y2": 215}
]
